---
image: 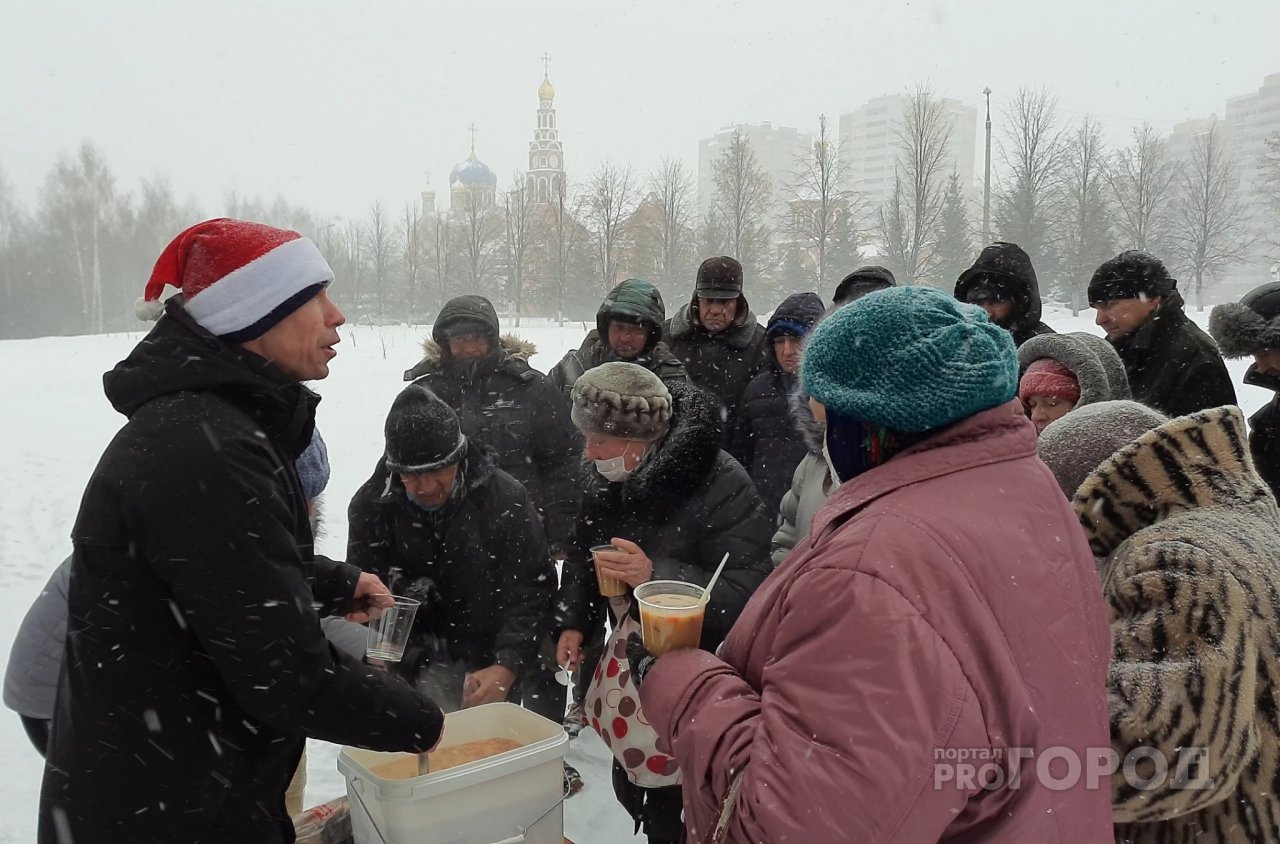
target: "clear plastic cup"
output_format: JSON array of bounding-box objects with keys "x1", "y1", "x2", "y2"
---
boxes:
[
  {"x1": 365, "y1": 596, "x2": 421, "y2": 662},
  {"x1": 634, "y1": 580, "x2": 705, "y2": 656},
  {"x1": 591, "y1": 544, "x2": 628, "y2": 597}
]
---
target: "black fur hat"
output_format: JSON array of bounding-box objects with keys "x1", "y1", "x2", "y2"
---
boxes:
[{"x1": 1209, "y1": 281, "x2": 1280, "y2": 358}]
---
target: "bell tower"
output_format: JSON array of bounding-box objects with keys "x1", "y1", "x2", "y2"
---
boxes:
[{"x1": 527, "y1": 53, "x2": 566, "y2": 204}]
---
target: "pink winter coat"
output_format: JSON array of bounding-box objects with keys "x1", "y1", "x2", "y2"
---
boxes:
[{"x1": 642, "y1": 400, "x2": 1113, "y2": 843}]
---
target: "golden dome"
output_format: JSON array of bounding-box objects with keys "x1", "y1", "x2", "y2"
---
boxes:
[{"x1": 538, "y1": 76, "x2": 555, "y2": 101}]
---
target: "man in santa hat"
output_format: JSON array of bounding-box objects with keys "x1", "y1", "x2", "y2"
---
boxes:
[{"x1": 39, "y1": 219, "x2": 445, "y2": 844}]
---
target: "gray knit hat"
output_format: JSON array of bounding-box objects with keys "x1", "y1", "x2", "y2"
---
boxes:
[
  {"x1": 570, "y1": 362, "x2": 673, "y2": 442},
  {"x1": 1037, "y1": 400, "x2": 1168, "y2": 498}
]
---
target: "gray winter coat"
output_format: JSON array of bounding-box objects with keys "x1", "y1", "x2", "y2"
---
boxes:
[
  {"x1": 1073, "y1": 406, "x2": 1280, "y2": 843},
  {"x1": 769, "y1": 391, "x2": 836, "y2": 567},
  {"x1": 1017, "y1": 331, "x2": 1131, "y2": 406},
  {"x1": 4, "y1": 558, "x2": 371, "y2": 721}
]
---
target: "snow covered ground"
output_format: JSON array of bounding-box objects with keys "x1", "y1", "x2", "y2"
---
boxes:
[{"x1": 0, "y1": 305, "x2": 1270, "y2": 842}]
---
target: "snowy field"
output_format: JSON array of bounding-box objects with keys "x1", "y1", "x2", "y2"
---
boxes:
[{"x1": 0, "y1": 306, "x2": 1271, "y2": 842}]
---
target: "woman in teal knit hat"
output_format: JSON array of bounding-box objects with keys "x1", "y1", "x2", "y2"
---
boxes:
[{"x1": 636, "y1": 285, "x2": 1114, "y2": 843}]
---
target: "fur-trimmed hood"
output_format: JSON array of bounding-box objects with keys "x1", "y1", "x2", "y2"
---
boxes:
[
  {"x1": 1073, "y1": 406, "x2": 1271, "y2": 557},
  {"x1": 1018, "y1": 331, "x2": 1130, "y2": 406},
  {"x1": 403, "y1": 333, "x2": 537, "y2": 381},
  {"x1": 583, "y1": 379, "x2": 723, "y2": 513},
  {"x1": 1209, "y1": 281, "x2": 1280, "y2": 358}
]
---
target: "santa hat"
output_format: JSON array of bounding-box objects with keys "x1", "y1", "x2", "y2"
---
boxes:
[
  {"x1": 1018, "y1": 358, "x2": 1081, "y2": 406},
  {"x1": 136, "y1": 218, "x2": 334, "y2": 342}
]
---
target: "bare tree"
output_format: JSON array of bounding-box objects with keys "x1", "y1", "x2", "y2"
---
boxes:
[
  {"x1": 549, "y1": 178, "x2": 587, "y2": 325},
  {"x1": 876, "y1": 86, "x2": 954, "y2": 284},
  {"x1": 993, "y1": 88, "x2": 1068, "y2": 282},
  {"x1": 584, "y1": 162, "x2": 636, "y2": 290},
  {"x1": 1105, "y1": 123, "x2": 1178, "y2": 254},
  {"x1": 40, "y1": 143, "x2": 116, "y2": 332},
  {"x1": 400, "y1": 203, "x2": 426, "y2": 322},
  {"x1": 455, "y1": 189, "x2": 500, "y2": 297},
  {"x1": 502, "y1": 173, "x2": 538, "y2": 326},
  {"x1": 711, "y1": 129, "x2": 773, "y2": 281},
  {"x1": 343, "y1": 219, "x2": 368, "y2": 323},
  {"x1": 426, "y1": 213, "x2": 456, "y2": 313},
  {"x1": 365, "y1": 201, "x2": 394, "y2": 323},
  {"x1": 1059, "y1": 116, "x2": 1115, "y2": 311},
  {"x1": 645, "y1": 157, "x2": 696, "y2": 295},
  {"x1": 786, "y1": 114, "x2": 854, "y2": 288},
  {"x1": 1169, "y1": 121, "x2": 1254, "y2": 308}
]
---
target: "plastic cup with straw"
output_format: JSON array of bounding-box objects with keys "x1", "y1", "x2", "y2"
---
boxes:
[{"x1": 634, "y1": 553, "x2": 730, "y2": 656}]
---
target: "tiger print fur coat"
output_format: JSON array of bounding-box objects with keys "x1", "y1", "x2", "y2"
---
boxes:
[{"x1": 1073, "y1": 405, "x2": 1280, "y2": 843}]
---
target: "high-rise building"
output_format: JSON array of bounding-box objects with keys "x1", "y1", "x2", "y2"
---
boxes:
[
  {"x1": 697, "y1": 122, "x2": 812, "y2": 229},
  {"x1": 837, "y1": 94, "x2": 979, "y2": 215},
  {"x1": 1225, "y1": 72, "x2": 1280, "y2": 287},
  {"x1": 527, "y1": 57, "x2": 566, "y2": 204}
]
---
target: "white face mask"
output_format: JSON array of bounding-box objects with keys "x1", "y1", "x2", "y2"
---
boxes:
[
  {"x1": 822, "y1": 440, "x2": 842, "y2": 489},
  {"x1": 595, "y1": 441, "x2": 641, "y2": 482}
]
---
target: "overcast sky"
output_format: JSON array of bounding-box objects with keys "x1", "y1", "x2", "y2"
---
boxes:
[{"x1": 2, "y1": 0, "x2": 1277, "y2": 223}]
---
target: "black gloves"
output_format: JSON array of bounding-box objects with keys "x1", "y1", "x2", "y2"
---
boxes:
[{"x1": 625, "y1": 632, "x2": 657, "y2": 689}]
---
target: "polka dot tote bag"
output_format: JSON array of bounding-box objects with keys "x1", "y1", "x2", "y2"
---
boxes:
[{"x1": 585, "y1": 598, "x2": 682, "y2": 789}]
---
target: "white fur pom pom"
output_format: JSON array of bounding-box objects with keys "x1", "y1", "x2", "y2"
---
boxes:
[{"x1": 134, "y1": 296, "x2": 165, "y2": 322}]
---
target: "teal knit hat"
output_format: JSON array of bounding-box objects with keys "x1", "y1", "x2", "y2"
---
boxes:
[{"x1": 801, "y1": 286, "x2": 1019, "y2": 433}]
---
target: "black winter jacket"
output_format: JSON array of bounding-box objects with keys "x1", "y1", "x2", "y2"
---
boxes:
[
  {"x1": 1245, "y1": 367, "x2": 1280, "y2": 501},
  {"x1": 1109, "y1": 292, "x2": 1237, "y2": 418},
  {"x1": 664, "y1": 298, "x2": 769, "y2": 435},
  {"x1": 403, "y1": 297, "x2": 580, "y2": 549},
  {"x1": 347, "y1": 443, "x2": 554, "y2": 680},
  {"x1": 41, "y1": 301, "x2": 443, "y2": 844},
  {"x1": 555, "y1": 380, "x2": 771, "y2": 832},
  {"x1": 729, "y1": 365, "x2": 808, "y2": 520},
  {"x1": 556, "y1": 380, "x2": 772, "y2": 650}
]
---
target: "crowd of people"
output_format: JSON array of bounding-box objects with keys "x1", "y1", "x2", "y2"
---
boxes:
[{"x1": 7, "y1": 215, "x2": 1280, "y2": 844}]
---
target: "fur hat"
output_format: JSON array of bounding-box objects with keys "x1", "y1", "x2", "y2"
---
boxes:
[
  {"x1": 695, "y1": 256, "x2": 744, "y2": 299},
  {"x1": 1209, "y1": 281, "x2": 1280, "y2": 358},
  {"x1": 801, "y1": 286, "x2": 1018, "y2": 433},
  {"x1": 570, "y1": 362, "x2": 673, "y2": 442},
  {"x1": 1036, "y1": 400, "x2": 1168, "y2": 498},
  {"x1": 1088, "y1": 251, "x2": 1177, "y2": 304},
  {"x1": 136, "y1": 218, "x2": 334, "y2": 342},
  {"x1": 384, "y1": 385, "x2": 467, "y2": 474}
]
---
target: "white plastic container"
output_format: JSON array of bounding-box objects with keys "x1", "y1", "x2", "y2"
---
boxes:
[{"x1": 339, "y1": 702, "x2": 569, "y2": 844}]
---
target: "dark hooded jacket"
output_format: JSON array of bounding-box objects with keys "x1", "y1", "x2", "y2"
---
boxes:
[
  {"x1": 41, "y1": 300, "x2": 444, "y2": 844},
  {"x1": 664, "y1": 294, "x2": 769, "y2": 435},
  {"x1": 403, "y1": 295, "x2": 580, "y2": 549},
  {"x1": 1210, "y1": 281, "x2": 1280, "y2": 500},
  {"x1": 346, "y1": 442, "x2": 554, "y2": 680},
  {"x1": 1109, "y1": 291, "x2": 1235, "y2": 418},
  {"x1": 954, "y1": 242, "x2": 1054, "y2": 347},
  {"x1": 555, "y1": 380, "x2": 773, "y2": 833},
  {"x1": 728, "y1": 292, "x2": 825, "y2": 517},
  {"x1": 548, "y1": 279, "x2": 688, "y2": 395}
]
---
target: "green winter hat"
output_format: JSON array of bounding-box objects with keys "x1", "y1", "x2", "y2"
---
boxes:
[{"x1": 801, "y1": 286, "x2": 1019, "y2": 433}]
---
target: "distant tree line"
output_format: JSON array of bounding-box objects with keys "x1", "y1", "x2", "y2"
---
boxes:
[{"x1": 2, "y1": 89, "x2": 1275, "y2": 339}]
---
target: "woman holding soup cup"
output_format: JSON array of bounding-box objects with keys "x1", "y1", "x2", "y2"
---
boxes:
[{"x1": 554, "y1": 362, "x2": 771, "y2": 844}]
